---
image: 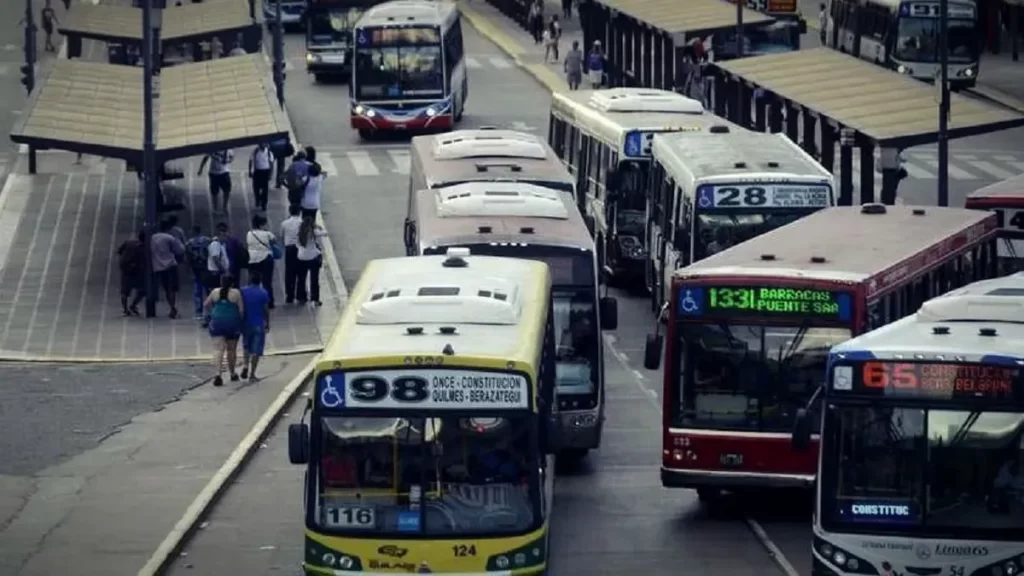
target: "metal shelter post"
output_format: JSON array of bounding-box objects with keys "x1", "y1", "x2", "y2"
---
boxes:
[
  {"x1": 273, "y1": 0, "x2": 285, "y2": 107},
  {"x1": 838, "y1": 128, "x2": 854, "y2": 206},
  {"x1": 937, "y1": 0, "x2": 950, "y2": 206},
  {"x1": 23, "y1": 0, "x2": 37, "y2": 175},
  {"x1": 142, "y1": 0, "x2": 158, "y2": 318},
  {"x1": 735, "y1": 0, "x2": 743, "y2": 112}
]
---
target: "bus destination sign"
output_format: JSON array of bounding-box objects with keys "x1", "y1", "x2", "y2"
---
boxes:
[
  {"x1": 317, "y1": 369, "x2": 531, "y2": 410},
  {"x1": 696, "y1": 184, "x2": 832, "y2": 209},
  {"x1": 835, "y1": 361, "x2": 1021, "y2": 400},
  {"x1": 677, "y1": 285, "x2": 852, "y2": 321}
]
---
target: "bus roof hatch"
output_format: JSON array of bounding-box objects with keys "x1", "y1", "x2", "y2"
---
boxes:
[
  {"x1": 357, "y1": 275, "x2": 522, "y2": 325},
  {"x1": 432, "y1": 129, "x2": 548, "y2": 160},
  {"x1": 434, "y1": 182, "x2": 568, "y2": 219},
  {"x1": 917, "y1": 273, "x2": 1024, "y2": 324},
  {"x1": 588, "y1": 88, "x2": 704, "y2": 114}
]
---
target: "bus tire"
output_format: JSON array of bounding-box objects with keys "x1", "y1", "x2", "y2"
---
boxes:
[
  {"x1": 313, "y1": 73, "x2": 324, "y2": 83},
  {"x1": 560, "y1": 448, "x2": 588, "y2": 462},
  {"x1": 649, "y1": 265, "x2": 661, "y2": 314},
  {"x1": 358, "y1": 129, "x2": 373, "y2": 141},
  {"x1": 696, "y1": 488, "x2": 718, "y2": 504}
]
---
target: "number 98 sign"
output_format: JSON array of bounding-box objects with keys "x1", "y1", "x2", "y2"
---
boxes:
[{"x1": 350, "y1": 375, "x2": 430, "y2": 403}]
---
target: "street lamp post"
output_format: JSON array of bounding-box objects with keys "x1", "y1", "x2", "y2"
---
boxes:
[
  {"x1": 937, "y1": 0, "x2": 950, "y2": 207},
  {"x1": 142, "y1": 0, "x2": 158, "y2": 317}
]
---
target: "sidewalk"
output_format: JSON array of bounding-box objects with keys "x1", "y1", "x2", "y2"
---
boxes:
[
  {"x1": 0, "y1": 354, "x2": 313, "y2": 576},
  {"x1": 974, "y1": 51, "x2": 1024, "y2": 112}
]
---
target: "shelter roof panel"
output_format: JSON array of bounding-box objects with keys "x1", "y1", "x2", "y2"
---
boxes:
[
  {"x1": 57, "y1": 4, "x2": 143, "y2": 41},
  {"x1": 12, "y1": 60, "x2": 143, "y2": 151},
  {"x1": 163, "y1": 1, "x2": 253, "y2": 40},
  {"x1": 156, "y1": 55, "x2": 287, "y2": 151},
  {"x1": 597, "y1": 0, "x2": 771, "y2": 35},
  {"x1": 715, "y1": 48, "x2": 1024, "y2": 145}
]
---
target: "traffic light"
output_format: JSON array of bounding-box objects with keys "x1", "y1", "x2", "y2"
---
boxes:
[{"x1": 20, "y1": 63, "x2": 33, "y2": 94}]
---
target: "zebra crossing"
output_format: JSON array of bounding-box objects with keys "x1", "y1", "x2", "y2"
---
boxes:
[{"x1": 843, "y1": 150, "x2": 1024, "y2": 185}]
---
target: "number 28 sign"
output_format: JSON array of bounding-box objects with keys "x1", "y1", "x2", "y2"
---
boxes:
[{"x1": 318, "y1": 369, "x2": 531, "y2": 410}]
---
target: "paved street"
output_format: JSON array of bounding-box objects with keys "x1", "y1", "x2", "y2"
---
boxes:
[{"x1": 0, "y1": 354, "x2": 313, "y2": 576}]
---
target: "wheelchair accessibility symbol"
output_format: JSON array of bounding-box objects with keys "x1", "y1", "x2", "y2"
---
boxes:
[
  {"x1": 697, "y1": 189, "x2": 714, "y2": 209},
  {"x1": 319, "y1": 375, "x2": 344, "y2": 408},
  {"x1": 677, "y1": 288, "x2": 704, "y2": 315}
]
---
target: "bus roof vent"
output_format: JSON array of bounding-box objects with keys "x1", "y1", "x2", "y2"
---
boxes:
[
  {"x1": 734, "y1": 161, "x2": 747, "y2": 169},
  {"x1": 917, "y1": 283, "x2": 1024, "y2": 324},
  {"x1": 357, "y1": 277, "x2": 522, "y2": 325},
  {"x1": 435, "y1": 182, "x2": 569, "y2": 219},
  {"x1": 588, "y1": 88, "x2": 704, "y2": 114},
  {"x1": 442, "y1": 247, "x2": 471, "y2": 267},
  {"x1": 810, "y1": 256, "x2": 827, "y2": 264},
  {"x1": 475, "y1": 162, "x2": 523, "y2": 173},
  {"x1": 861, "y1": 203, "x2": 887, "y2": 215},
  {"x1": 979, "y1": 327, "x2": 998, "y2": 337},
  {"x1": 766, "y1": 161, "x2": 780, "y2": 168},
  {"x1": 932, "y1": 326, "x2": 950, "y2": 335},
  {"x1": 709, "y1": 124, "x2": 731, "y2": 134},
  {"x1": 912, "y1": 208, "x2": 926, "y2": 216},
  {"x1": 433, "y1": 130, "x2": 548, "y2": 160},
  {"x1": 760, "y1": 254, "x2": 777, "y2": 261}
]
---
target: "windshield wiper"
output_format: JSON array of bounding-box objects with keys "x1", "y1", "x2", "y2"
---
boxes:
[{"x1": 949, "y1": 412, "x2": 981, "y2": 446}]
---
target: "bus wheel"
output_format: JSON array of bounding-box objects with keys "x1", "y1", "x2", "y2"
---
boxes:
[
  {"x1": 358, "y1": 129, "x2": 373, "y2": 141},
  {"x1": 313, "y1": 74, "x2": 324, "y2": 83},
  {"x1": 696, "y1": 488, "x2": 719, "y2": 504},
  {"x1": 649, "y1": 265, "x2": 660, "y2": 314},
  {"x1": 560, "y1": 449, "x2": 589, "y2": 462}
]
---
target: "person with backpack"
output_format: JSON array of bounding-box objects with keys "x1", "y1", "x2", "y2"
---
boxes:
[
  {"x1": 117, "y1": 231, "x2": 146, "y2": 316},
  {"x1": 269, "y1": 137, "x2": 295, "y2": 189},
  {"x1": 246, "y1": 214, "x2": 279, "y2": 308},
  {"x1": 184, "y1": 225, "x2": 213, "y2": 320},
  {"x1": 284, "y1": 149, "x2": 311, "y2": 209}
]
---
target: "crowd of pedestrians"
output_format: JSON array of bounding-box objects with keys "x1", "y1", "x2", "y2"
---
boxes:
[{"x1": 116, "y1": 142, "x2": 328, "y2": 385}]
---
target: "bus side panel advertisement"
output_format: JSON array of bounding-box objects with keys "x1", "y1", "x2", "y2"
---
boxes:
[
  {"x1": 677, "y1": 285, "x2": 853, "y2": 322},
  {"x1": 317, "y1": 370, "x2": 531, "y2": 410},
  {"x1": 831, "y1": 361, "x2": 1022, "y2": 400}
]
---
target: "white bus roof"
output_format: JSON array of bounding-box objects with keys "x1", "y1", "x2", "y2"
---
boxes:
[
  {"x1": 322, "y1": 252, "x2": 550, "y2": 362},
  {"x1": 966, "y1": 172, "x2": 1024, "y2": 203},
  {"x1": 356, "y1": 0, "x2": 456, "y2": 28},
  {"x1": 831, "y1": 273, "x2": 1024, "y2": 362},
  {"x1": 550, "y1": 88, "x2": 737, "y2": 157},
  {"x1": 675, "y1": 204, "x2": 998, "y2": 300},
  {"x1": 651, "y1": 130, "x2": 833, "y2": 186}
]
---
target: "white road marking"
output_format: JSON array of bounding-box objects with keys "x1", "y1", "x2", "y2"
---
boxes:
[
  {"x1": 346, "y1": 150, "x2": 379, "y2": 176},
  {"x1": 387, "y1": 149, "x2": 410, "y2": 175},
  {"x1": 964, "y1": 159, "x2": 1017, "y2": 180},
  {"x1": 901, "y1": 160, "x2": 935, "y2": 179},
  {"x1": 994, "y1": 155, "x2": 1024, "y2": 173},
  {"x1": 465, "y1": 57, "x2": 482, "y2": 69},
  {"x1": 920, "y1": 158, "x2": 978, "y2": 180},
  {"x1": 318, "y1": 152, "x2": 338, "y2": 176},
  {"x1": 489, "y1": 56, "x2": 512, "y2": 69}
]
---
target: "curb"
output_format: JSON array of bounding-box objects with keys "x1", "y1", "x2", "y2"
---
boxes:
[
  {"x1": 137, "y1": 355, "x2": 318, "y2": 576},
  {"x1": 968, "y1": 84, "x2": 1024, "y2": 114},
  {"x1": 0, "y1": 344, "x2": 323, "y2": 365},
  {"x1": 459, "y1": 1, "x2": 569, "y2": 93}
]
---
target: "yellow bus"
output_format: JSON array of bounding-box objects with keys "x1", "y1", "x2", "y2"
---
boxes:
[{"x1": 288, "y1": 249, "x2": 558, "y2": 575}]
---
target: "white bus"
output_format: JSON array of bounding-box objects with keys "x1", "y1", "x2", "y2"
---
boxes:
[
  {"x1": 265, "y1": 0, "x2": 306, "y2": 29},
  {"x1": 350, "y1": 0, "x2": 467, "y2": 138},
  {"x1": 826, "y1": 0, "x2": 980, "y2": 88},
  {"x1": 405, "y1": 181, "x2": 618, "y2": 458},
  {"x1": 966, "y1": 173, "x2": 1024, "y2": 275},
  {"x1": 645, "y1": 128, "x2": 834, "y2": 314},
  {"x1": 794, "y1": 272, "x2": 1024, "y2": 576},
  {"x1": 548, "y1": 88, "x2": 741, "y2": 282}
]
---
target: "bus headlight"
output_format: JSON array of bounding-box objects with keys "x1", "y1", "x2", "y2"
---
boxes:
[
  {"x1": 425, "y1": 106, "x2": 438, "y2": 117},
  {"x1": 338, "y1": 556, "x2": 354, "y2": 569},
  {"x1": 897, "y1": 64, "x2": 912, "y2": 75},
  {"x1": 495, "y1": 555, "x2": 510, "y2": 569},
  {"x1": 958, "y1": 66, "x2": 976, "y2": 78},
  {"x1": 306, "y1": 52, "x2": 320, "y2": 63},
  {"x1": 354, "y1": 105, "x2": 376, "y2": 118},
  {"x1": 322, "y1": 553, "x2": 335, "y2": 566}
]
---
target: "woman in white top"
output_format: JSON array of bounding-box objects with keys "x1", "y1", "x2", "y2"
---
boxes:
[
  {"x1": 301, "y1": 162, "x2": 324, "y2": 220},
  {"x1": 246, "y1": 214, "x2": 279, "y2": 308},
  {"x1": 296, "y1": 215, "x2": 327, "y2": 306}
]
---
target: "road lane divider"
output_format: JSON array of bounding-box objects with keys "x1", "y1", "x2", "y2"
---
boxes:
[{"x1": 138, "y1": 356, "x2": 318, "y2": 576}]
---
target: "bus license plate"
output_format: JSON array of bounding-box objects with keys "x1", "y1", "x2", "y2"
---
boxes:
[{"x1": 720, "y1": 453, "x2": 743, "y2": 467}]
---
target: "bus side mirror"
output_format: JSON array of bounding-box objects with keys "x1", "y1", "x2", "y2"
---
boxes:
[
  {"x1": 791, "y1": 409, "x2": 812, "y2": 452},
  {"x1": 584, "y1": 214, "x2": 596, "y2": 236},
  {"x1": 605, "y1": 168, "x2": 620, "y2": 193},
  {"x1": 403, "y1": 218, "x2": 416, "y2": 255},
  {"x1": 288, "y1": 423, "x2": 310, "y2": 465},
  {"x1": 673, "y1": 226, "x2": 688, "y2": 253},
  {"x1": 543, "y1": 415, "x2": 562, "y2": 455},
  {"x1": 643, "y1": 334, "x2": 663, "y2": 370},
  {"x1": 600, "y1": 296, "x2": 618, "y2": 331}
]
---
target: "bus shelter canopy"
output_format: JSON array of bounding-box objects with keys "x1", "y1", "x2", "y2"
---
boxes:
[
  {"x1": 596, "y1": 0, "x2": 773, "y2": 37},
  {"x1": 58, "y1": 4, "x2": 143, "y2": 43},
  {"x1": 58, "y1": 1, "x2": 253, "y2": 45},
  {"x1": 713, "y1": 48, "x2": 1024, "y2": 147},
  {"x1": 10, "y1": 55, "x2": 288, "y2": 161}
]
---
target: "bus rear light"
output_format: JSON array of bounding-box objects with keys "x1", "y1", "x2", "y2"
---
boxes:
[{"x1": 670, "y1": 449, "x2": 697, "y2": 462}]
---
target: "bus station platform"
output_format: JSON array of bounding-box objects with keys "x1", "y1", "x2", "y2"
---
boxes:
[
  {"x1": 708, "y1": 48, "x2": 1024, "y2": 204},
  {"x1": 58, "y1": 0, "x2": 260, "y2": 61},
  {"x1": 579, "y1": 0, "x2": 773, "y2": 89}
]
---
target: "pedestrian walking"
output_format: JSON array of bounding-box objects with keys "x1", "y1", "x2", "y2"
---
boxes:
[
  {"x1": 228, "y1": 33, "x2": 247, "y2": 56},
  {"x1": 280, "y1": 204, "x2": 303, "y2": 304},
  {"x1": 61, "y1": 0, "x2": 71, "y2": 10},
  {"x1": 296, "y1": 216, "x2": 326, "y2": 306},
  {"x1": 564, "y1": 40, "x2": 583, "y2": 90},
  {"x1": 184, "y1": 225, "x2": 212, "y2": 320},
  {"x1": 301, "y1": 162, "x2": 324, "y2": 221},
  {"x1": 528, "y1": 2, "x2": 543, "y2": 44},
  {"x1": 544, "y1": 16, "x2": 561, "y2": 63},
  {"x1": 587, "y1": 41, "x2": 605, "y2": 88},
  {"x1": 269, "y1": 137, "x2": 294, "y2": 189},
  {"x1": 151, "y1": 219, "x2": 185, "y2": 318},
  {"x1": 818, "y1": 4, "x2": 829, "y2": 45},
  {"x1": 41, "y1": 1, "x2": 58, "y2": 52},
  {"x1": 165, "y1": 214, "x2": 186, "y2": 246},
  {"x1": 561, "y1": 0, "x2": 572, "y2": 19},
  {"x1": 284, "y1": 149, "x2": 310, "y2": 208},
  {"x1": 222, "y1": 224, "x2": 249, "y2": 287},
  {"x1": 204, "y1": 274, "x2": 244, "y2": 386},
  {"x1": 205, "y1": 223, "x2": 231, "y2": 325},
  {"x1": 246, "y1": 214, "x2": 279, "y2": 308},
  {"x1": 249, "y1": 142, "x2": 273, "y2": 212},
  {"x1": 197, "y1": 149, "x2": 234, "y2": 214},
  {"x1": 117, "y1": 232, "x2": 145, "y2": 316},
  {"x1": 240, "y1": 271, "x2": 270, "y2": 382}
]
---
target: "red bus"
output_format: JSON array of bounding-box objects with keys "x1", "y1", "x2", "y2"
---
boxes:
[
  {"x1": 642, "y1": 203, "x2": 999, "y2": 502},
  {"x1": 965, "y1": 172, "x2": 1024, "y2": 274}
]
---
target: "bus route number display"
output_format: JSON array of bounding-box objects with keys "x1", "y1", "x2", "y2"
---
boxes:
[
  {"x1": 357, "y1": 26, "x2": 440, "y2": 46},
  {"x1": 854, "y1": 361, "x2": 1019, "y2": 399},
  {"x1": 318, "y1": 370, "x2": 530, "y2": 410},
  {"x1": 678, "y1": 285, "x2": 852, "y2": 321},
  {"x1": 697, "y1": 184, "x2": 832, "y2": 209}
]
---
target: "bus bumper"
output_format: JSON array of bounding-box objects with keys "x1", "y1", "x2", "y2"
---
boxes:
[
  {"x1": 307, "y1": 62, "x2": 349, "y2": 75},
  {"x1": 351, "y1": 110, "x2": 454, "y2": 134},
  {"x1": 558, "y1": 409, "x2": 601, "y2": 450},
  {"x1": 660, "y1": 467, "x2": 814, "y2": 490},
  {"x1": 305, "y1": 567, "x2": 528, "y2": 576}
]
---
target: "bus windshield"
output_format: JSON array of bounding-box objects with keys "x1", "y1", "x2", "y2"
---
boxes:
[
  {"x1": 895, "y1": 17, "x2": 978, "y2": 63},
  {"x1": 316, "y1": 415, "x2": 538, "y2": 536},
  {"x1": 309, "y1": 7, "x2": 366, "y2": 43},
  {"x1": 617, "y1": 160, "x2": 648, "y2": 237},
  {"x1": 553, "y1": 290, "x2": 599, "y2": 396},
  {"x1": 695, "y1": 211, "x2": 815, "y2": 261},
  {"x1": 354, "y1": 31, "x2": 444, "y2": 100},
  {"x1": 676, "y1": 324, "x2": 851, "y2": 432},
  {"x1": 824, "y1": 406, "x2": 1024, "y2": 540}
]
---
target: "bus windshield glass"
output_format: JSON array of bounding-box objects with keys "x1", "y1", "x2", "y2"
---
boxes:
[
  {"x1": 617, "y1": 160, "x2": 648, "y2": 237},
  {"x1": 824, "y1": 406, "x2": 1024, "y2": 540},
  {"x1": 354, "y1": 27, "x2": 443, "y2": 100},
  {"x1": 553, "y1": 289, "x2": 599, "y2": 396},
  {"x1": 695, "y1": 211, "x2": 813, "y2": 261},
  {"x1": 895, "y1": 16, "x2": 978, "y2": 63},
  {"x1": 676, "y1": 324, "x2": 851, "y2": 431},
  {"x1": 316, "y1": 415, "x2": 538, "y2": 536},
  {"x1": 309, "y1": 7, "x2": 366, "y2": 43}
]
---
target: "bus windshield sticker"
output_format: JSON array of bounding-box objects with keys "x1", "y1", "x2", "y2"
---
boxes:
[
  {"x1": 697, "y1": 184, "x2": 832, "y2": 209},
  {"x1": 340, "y1": 369, "x2": 530, "y2": 410},
  {"x1": 844, "y1": 361, "x2": 1021, "y2": 400},
  {"x1": 678, "y1": 286, "x2": 853, "y2": 322},
  {"x1": 319, "y1": 374, "x2": 345, "y2": 408}
]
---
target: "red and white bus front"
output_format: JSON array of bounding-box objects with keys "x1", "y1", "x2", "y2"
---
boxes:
[{"x1": 659, "y1": 280, "x2": 856, "y2": 498}]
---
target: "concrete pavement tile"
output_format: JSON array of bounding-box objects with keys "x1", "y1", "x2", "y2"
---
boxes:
[{"x1": 0, "y1": 475, "x2": 36, "y2": 529}]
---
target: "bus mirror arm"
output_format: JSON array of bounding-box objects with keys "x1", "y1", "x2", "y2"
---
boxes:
[
  {"x1": 543, "y1": 414, "x2": 563, "y2": 455},
  {"x1": 600, "y1": 295, "x2": 618, "y2": 331},
  {"x1": 791, "y1": 385, "x2": 821, "y2": 452},
  {"x1": 643, "y1": 302, "x2": 668, "y2": 370},
  {"x1": 287, "y1": 397, "x2": 313, "y2": 465}
]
